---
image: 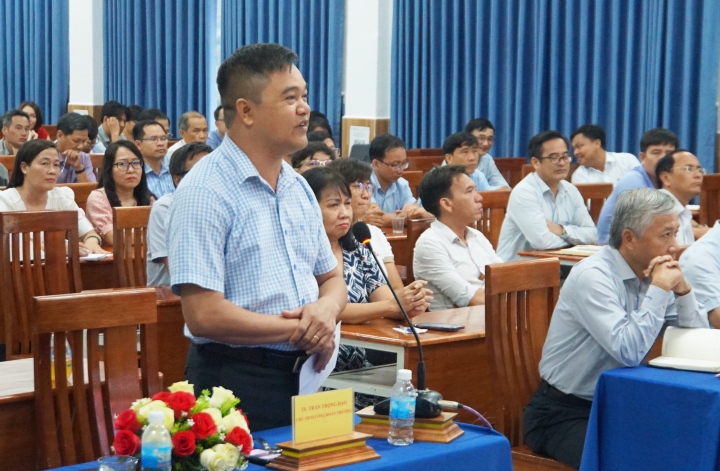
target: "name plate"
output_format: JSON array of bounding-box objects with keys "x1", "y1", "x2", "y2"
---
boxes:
[{"x1": 292, "y1": 388, "x2": 354, "y2": 444}]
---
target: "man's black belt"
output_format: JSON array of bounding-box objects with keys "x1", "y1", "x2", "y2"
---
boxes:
[
  {"x1": 197, "y1": 343, "x2": 309, "y2": 373},
  {"x1": 540, "y1": 380, "x2": 593, "y2": 409}
]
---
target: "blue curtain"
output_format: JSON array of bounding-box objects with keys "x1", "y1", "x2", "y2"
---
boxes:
[
  {"x1": 104, "y1": 0, "x2": 212, "y2": 137},
  {"x1": 0, "y1": 0, "x2": 69, "y2": 124},
  {"x1": 392, "y1": 0, "x2": 720, "y2": 171},
  {"x1": 221, "y1": 0, "x2": 344, "y2": 141}
]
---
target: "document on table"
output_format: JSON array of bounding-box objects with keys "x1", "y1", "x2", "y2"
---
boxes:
[{"x1": 80, "y1": 253, "x2": 111, "y2": 261}]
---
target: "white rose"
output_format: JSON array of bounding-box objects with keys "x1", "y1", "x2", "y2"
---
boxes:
[
  {"x1": 204, "y1": 407, "x2": 223, "y2": 427},
  {"x1": 222, "y1": 409, "x2": 249, "y2": 433},
  {"x1": 130, "y1": 397, "x2": 151, "y2": 414},
  {"x1": 212, "y1": 443, "x2": 241, "y2": 471},
  {"x1": 168, "y1": 380, "x2": 195, "y2": 394},
  {"x1": 209, "y1": 386, "x2": 236, "y2": 409},
  {"x1": 200, "y1": 449, "x2": 216, "y2": 469}
]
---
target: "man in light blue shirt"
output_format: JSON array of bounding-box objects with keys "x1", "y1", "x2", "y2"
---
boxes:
[
  {"x1": 597, "y1": 128, "x2": 678, "y2": 243},
  {"x1": 681, "y1": 220, "x2": 720, "y2": 328},
  {"x1": 133, "y1": 120, "x2": 174, "y2": 198},
  {"x1": 464, "y1": 118, "x2": 510, "y2": 188},
  {"x1": 441, "y1": 132, "x2": 491, "y2": 191},
  {"x1": 524, "y1": 188, "x2": 709, "y2": 468},
  {"x1": 497, "y1": 131, "x2": 596, "y2": 262},
  {"x1": 93, "y1": 100, "x2": 128, "y2": 153},
  {"x1": 168, "y1": 43, "x2": 347, "y2": 431},
  {"x1": 206, "y1": 105, "x2": 226, "y2": 150}
]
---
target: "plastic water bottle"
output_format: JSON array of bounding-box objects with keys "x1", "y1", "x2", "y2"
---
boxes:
[
  {"x1": 388, "y1": 368, "x2": 417, "y2": 446},
  {"x1": 142, "y1": 410, "x2": 172, "y2": 471}
]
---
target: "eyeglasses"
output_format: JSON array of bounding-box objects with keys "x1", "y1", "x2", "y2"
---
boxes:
[
  {"x1": 672, "y1": 165, "x2": 707, "y2": 175},
  {"x1": 538, "y1": 153, "x2": 571, "y2": 164},
  {"x1": 377, "y1": 159, "x2": 410, "y2": 170},
  {"x1": 114, "y1": 160, "x2": 143, "y2": 171},
  {"x1": 306, "y1": 160, "x2": 330, "y2": 167},
  {"x1": 142, "y1": 136, "x2": 169, "y2": 143},
  {"x1": 351, "y1": 182, "x2": 376, "y2": 194}
]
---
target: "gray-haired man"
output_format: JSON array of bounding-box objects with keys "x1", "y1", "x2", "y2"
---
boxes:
[
  {"x1": 164, "y1": 111, "x2": 209, "y2": 164},
  {"x1": 523, "y1": 188, "x2": 709, "y2": 468}
]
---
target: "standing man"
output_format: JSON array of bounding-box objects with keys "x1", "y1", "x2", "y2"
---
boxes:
[
  {"x1": 164, "y1": 111, "x2": 209, "y2": 164},
  {"x1": 464, "y1": 118, "x2": 510, "y2": 188},
  {"x1": 93, "y1": 100, "x2": 128, "y2": 153},
  {"x1": 206, "y1": 105, "x2": 227, "y2": 149},
  {"x1": 168, "y1": 43, "x2": 347, "y2": 431},
  {"x1": 55, "y1": 112, "x2": 97, "y2": 184},
  {"x1": 134, "y1": 119, "x2": 173, "y2": 198},
  {"x1": 570, "y1": 124, "x2": 639, "y2": 184}
]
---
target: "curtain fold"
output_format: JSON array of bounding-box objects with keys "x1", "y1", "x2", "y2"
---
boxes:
[
  {"x1": 392, "y1": 0, "x2": 720, "y2": 171},
  {"x1": 0, "y1": 0, "x2": 69, "y2": 124},
  {"x1": 104, "y1": 0, "x2": 211, "y2": 136},
  {"x1": 221, "y1": 0, "x2": 344, "y2": 141}
]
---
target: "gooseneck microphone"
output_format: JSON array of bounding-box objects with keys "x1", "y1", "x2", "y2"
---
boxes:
[{"x1": 351, "y1": 221, "x2": 443, "y2": 418}]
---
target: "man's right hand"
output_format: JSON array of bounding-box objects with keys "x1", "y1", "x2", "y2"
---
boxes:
[{"x1": 104, "y1": 116, "x2": 121, "y2": 141}]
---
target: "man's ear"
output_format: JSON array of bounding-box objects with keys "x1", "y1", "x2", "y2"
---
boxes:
[
  {"x1": 235, "y1": 98, "x2": 254, "y2": 127},
  {"x1": 439, "y1": 195, "x2": 453, "y2": 215},
  {"x1": 530, "y1": 156, "x2": 541, "y2": 170},
  {"x1": 621, "y1": 228, "x2": 636, "y2": 249}
]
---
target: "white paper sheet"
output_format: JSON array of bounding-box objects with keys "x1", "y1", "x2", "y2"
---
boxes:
[{"x1": 298, "y1": 322, "x2": 342, "y2": 395}]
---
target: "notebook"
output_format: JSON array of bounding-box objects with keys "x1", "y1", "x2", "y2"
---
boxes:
[{"x1": 648, "y1": 327, "x2": 720, "y2": 373}]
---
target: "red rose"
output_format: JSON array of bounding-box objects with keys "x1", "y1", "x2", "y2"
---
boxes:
[
  {"x1": 113, "y1": 429, "x2": 141, "y2": 456},
  {"x1": 226, "y1": 426, "x2": 253, "y2": 455},
  {"x1": 114, "y1": 409, "x2": 142, "y2": 432},
  {"x1": 191, "y1": 412, "x2": 217, "y2": 440},
  {"x1": 152, "y1": 391, "x2": 172, "y2": 403},
  {"x1": 167, "y1": 391, "x2": 196, "y2": 419},
  {"x1": 172, "y1": 431, "x2": 197, "y2": 458}
]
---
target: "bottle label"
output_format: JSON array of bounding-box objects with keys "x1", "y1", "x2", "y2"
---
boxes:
[
  {"x1": 389, "y1": 395, "x2": 416, "y2": 420},
  {"x1": 142, "y1": 443, "x2": 172, "y2": 468}
]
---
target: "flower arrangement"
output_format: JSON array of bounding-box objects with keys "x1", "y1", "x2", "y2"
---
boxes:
[{"x1": 112, "y1": 381, "x2": 253, "y2": 471}]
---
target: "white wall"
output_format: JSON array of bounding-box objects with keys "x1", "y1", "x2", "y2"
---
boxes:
[{"x1": 68, "y1": 0, "x2": 104, "y2": 105}]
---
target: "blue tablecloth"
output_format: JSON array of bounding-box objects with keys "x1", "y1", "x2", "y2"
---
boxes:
[
  {"x1": 52, "y1": 422, "x2": 511, "y2": 471},
  {"x1": 580, "y1": 366, "x2": 720, "y2": 471}
]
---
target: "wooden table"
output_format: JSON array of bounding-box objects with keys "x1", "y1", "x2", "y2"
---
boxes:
[
  {"x1": 517, "y1": 249, "x2": 587, "y2": 266},
  {"x1": 324, "y1": 306, "x2": 495, "y2": 424}
]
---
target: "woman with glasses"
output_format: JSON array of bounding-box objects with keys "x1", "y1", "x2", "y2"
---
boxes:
[
  {"x1": 85, "y1": 141, "x2": 154, "y2": 246},
  {"x1": 291, "y1": 142, "x2": 336, "y2": 174},
  {"x1": 0, "y1": 140, "x2": 106, "y2": 254}
]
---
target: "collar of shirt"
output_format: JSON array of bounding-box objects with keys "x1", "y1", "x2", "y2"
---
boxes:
[
  {"x1": 144, "y1": 161, "x2": 170, "y2": 176},
  {"x1": 432, "y1": 219, "x2": 479, "y2": 246},
  {"x1": 530, "y1": 171, "x2": 567, "y2": 198},
  {"x1": 370, "y1": 172, "x2": 397, "y2": 197},
  {"x1": 659, "y1": 188, "x2": 690, "y2": 218},
  {"x1": 605, "y1": 245, "x2": 638, "y2": 281}
]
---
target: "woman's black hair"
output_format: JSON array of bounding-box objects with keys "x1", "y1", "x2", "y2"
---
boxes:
[
  {"x1": 19, "y1": 101, "x2": 44, "y2": 131},
  {"x1": 7, "y1": 140, "x2": 58, "y2": 188},
  {"x1": 302, "y1": 167, "x2": 357, "y2": 251},
  {"x1": 98, "y1": 141, "x2": 154, "y2": 207}
]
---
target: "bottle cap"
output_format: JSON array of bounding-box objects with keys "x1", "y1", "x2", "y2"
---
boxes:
[
  {"x1": 396, "y1": 369, "x2": 412, "y2": 381},
  {"x1": 148, "y1": 410, "x2": 165, "y2": 425}
]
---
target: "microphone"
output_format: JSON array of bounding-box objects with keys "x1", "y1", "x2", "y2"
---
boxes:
[{"x1": 351, "y1": 221, "x2": 443, "y2": 418}]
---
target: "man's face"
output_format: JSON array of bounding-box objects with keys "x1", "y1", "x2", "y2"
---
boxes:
[
  {"x1": 180, "y1": 116, "x2": 208, "y2": 144},
  {"x1": 135, "y1": 124, "x2": 168, "y2": 161},
  {"x1": 443, "y1": 173, "x2": 484, "y2": 225},
  {"x1": 640, "y1": 143, "x2": 676, "y2": 178},
  {"x1": 659, "y1": 152, "x2": 704, "y2": 204},
  {"x1": 571, "y1": 134, "x2": 602, "y2": 167},
  {"x1": 56, "y1": 129, "x2": 89, "y2": 152},
  {"x1": 628, "y1": 213, "x2": 680, "y2": 269},
  {"x1": 2, "y1": 116, "x2": 30, "y2": 149},
  {"x1": 215, "y1": 109, "x2": 227, "y2": 137},
  {"x1": 445, "y1": 144, "x2": 479, "y2": 174},
  {"x1": 532, "y1": 138, "x2": 570, "y2": 185},
  {"x1": 471, "y1": 128, "x2": 495, "y2": 156},
  {"x1": 371, "y1": 147, "x2": 408, "y2": 185}
]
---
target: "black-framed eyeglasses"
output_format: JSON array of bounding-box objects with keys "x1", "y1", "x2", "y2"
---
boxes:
[
  {"x1": 538, "y1": 153, "x2": 571, "y2": 164},
  {"x1": 377, "y1": 159, "x2": 409, "y2": 170},
  {"x1": 142, "y1": 136, "x2": 169, "y2": 143},
  {"x1": 114, "y1": 160, "x2": 143, "y2": 171},
  {"x1": 351, "y1": 181, "x2": 376, "y2": 194}
]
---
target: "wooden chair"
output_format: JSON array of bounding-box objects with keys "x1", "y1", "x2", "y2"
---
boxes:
[
  {"x1": 477, "y1": 190, "x2": 510, "y2": 249},
  {"x1": 406, "y1": 147, "x2": 443, "y2": 157},
  {"x1": 32, "y1": 288, "x2": 160, "y2": 468},
  {"x1": 494, "y1": 157, "x2": 527, "y2": 187},
  {"x1": 394, "y1": 218, "x2": 434, "y2": 283},
  {"x1": 0, "y1": 155, "x2": 14, "y2": 180},
  {"x1": 407, "y1": 155, "x2": 444, "y2": 173},
  {"x1": 113, "y1": 206, "x2": 152, "y2": 287},
  {"x1": 403, "y1": 170, "x2": 424, "y2": 198},
  {"x1": 0, "y1": 211, "x2": 82, "y2": 360},
  {"x1": 89, "y1": 154, "x2": 104, "y2": 179},
  {"x1": 41, "y1": 124, "x2": 58, "y2": 140},
  {"x1": 56, "y1": 182, "x2": 98, "y2": 213},
  {"x1": 699, "y1": 173, "x2": 720, "y2": 225},
  {"x1": 485, "y1": 258, "x2": 570, "y2": 470},
  {"x1": 521, "y1": 163, "x2": 534, "y2": 179},
  {"x1": 573, "y1": 182, "x2": 613, "y2": 224}
]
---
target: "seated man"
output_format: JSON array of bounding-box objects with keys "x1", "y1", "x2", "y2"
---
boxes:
[
  {"x1": 597, "y1": 128, "x2": 678, "y2": 244},
  {"x1": 165, "y1": 111, "x2": 209, "y2": 164},
  {"x1": 147, "y1": 142, "x2": 211, "y2": 286},
  {"x1": 523, "y1": 188, "x2": 709, "y2": 468},
  {"x1": 206, "y1": 105, "x2": 226, "y2": 149},
  {"x1": 0, "y1": 109, "x2": 30, "y2": 185},
  {"x1": 137, "y1": 108, "x2": 171, "y2": 134},
  {"x1": 308, "y1": 110, "x2": 333, "y2": 136},
  {"x1": 413, "y1": 165, "x2": 502, "y2": 311},
  {"x1": 464, "y1": 118, "x2": 510, "y2": 188},
  {"x1": 122, "y1": 104, "x2": 143, "y2": 141},
  {"x1": 307, "y1": 130, "x2": 339, "y2": 158},
  {"x1": 92, "y1": 100, "x2": 128, "y2": 153},
  {"x1": 497, "y1": 130, "x2": 597, "y2": 262},
  {"x1": 79, "y1": 115, "x2": 99, "y2": 154},
  {"x1": 363, "y1": 133, "x2": 432, "y2": 227},
  {"x1": 134, "y1": 119, "x2": 173, "y2": 198},
  {"x1": 441, "y1": 132, "x2": 491, "y2": 191},
  {"x1": 570, "y1": 124, "x2": 640, "y2": 184},
  {"x1": 655, "y1": 150, "x2": 707, "y2": 244},
  {"x1": 680, "y1": 220, "x2": 720, "y2": 328},
  {"x1": 55, "y1": 112, "x2": 97, "y2": 183}
]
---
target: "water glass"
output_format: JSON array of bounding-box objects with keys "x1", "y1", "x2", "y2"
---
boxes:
[
  {"x1": 392, "y1": 216, "x2": 406, "y2": 235},
  {"x1": 98, "y1": 455, "x2": 138, "y2": 471}
]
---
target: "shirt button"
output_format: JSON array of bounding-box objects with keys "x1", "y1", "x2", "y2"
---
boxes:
[
  {"x1": 293, "y1": 264, "x2": 297, "y2": 270},
  {"x1": 301, "y1": 298, "x2": 305, "y2": 304}
]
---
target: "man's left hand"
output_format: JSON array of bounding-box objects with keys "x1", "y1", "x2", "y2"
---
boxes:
[{"x1": 283, "y1": 297, "x2": 340, "y2": 356}]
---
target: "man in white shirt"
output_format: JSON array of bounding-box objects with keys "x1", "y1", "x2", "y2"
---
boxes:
[
  {"x1": 497, "y1": 131, "x2": 597, "y2": 262},
  {"x1": 413, "y1": 164, "x2": 502, "y2": 311},
  {"x1": 680, "y1": 221, "x2": 720, "y2": 328},
  {"x1": 655, "y1": 149, "x2": 707, "y2": 244},
  {"x1": 570, "y1": 124, "x2": 640, "y2": 184},
  {"x1": 164, "y1": 111, "x2": 209, "y2": 164}
]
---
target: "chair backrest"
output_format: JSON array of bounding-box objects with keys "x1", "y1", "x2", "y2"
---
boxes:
[
  {"x1": 0, "y1": 211, "x2": 82, "y2": 360},
  {"x1": 56, "y1": 182, "x2": 98, "y2": 213},
  {"x1": 699, "y1": 173, "x2": 720, "y2": 226},
  {"x1": 32, "y1": 288, "x2": 159, "y2": 469},
  {"x1": 41, "y1": 124, "x2": 58, "y2": 140},
  {"x1": 485, "y1": 258, "x2": 560, "y2": 446},
  {"x1": 521, "y1": 163, "x2": 534, "y2": 179},
  {"x1": 406, "y1": 147, "x2": 443, "y2": 157},
  {"x1": 405, "y1": 218, "x2": 434, "y2": 283},
  {"x1": 477, "y1": 190, "x2": 511, "y2": 249},
  {"x1": 407, "y1": 155, "x2": 444, "y2": 173},
  {"x1": 573, "y1": 182, "x2": 613, "y2": 224},
  {"x1": 493, "y1": 157, "x2": 527, "y2": 188},
  {"x1": 113, "y1": 206, "x2": 152, "y2": 287},
  {"x1": 89, "y1": 154, "x2": 104, "y2": 179},
  {"x1": 403, "y1": 170, "x2": 424, "y2": 198},
  {"x1": 0, "y1": 155, "x2": 14, "y2": 180},
  {"x1": 348, "y1": 144, "x2": 370, "y2": 163}
]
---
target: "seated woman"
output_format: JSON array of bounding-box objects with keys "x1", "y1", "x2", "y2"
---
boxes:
[
  {"x1": 291, "y1": 142, "x2": 336, "y2": 174},
  {"x1": 19, "y1": 101, "x2": 50, "y2": 141},
  {"x1": 86, "y1": 141, "x2": 154, "y2": 246},
  {"x1": 0, "y1": 140, "x2": 105, "y2": 254}
]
